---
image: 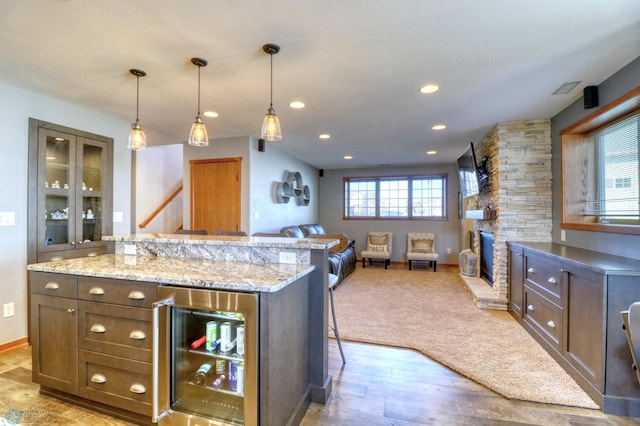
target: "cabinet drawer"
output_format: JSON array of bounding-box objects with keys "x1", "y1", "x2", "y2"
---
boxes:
[
  {"x1": 30, "y1": 272, "x2": 77, "y2": 298},
  {"x1": 524, "y1": 286, "x2": 563, "y2": 350},
  {"x1": 37, "y1": 246, "x2": 108, "y2": 263},
  {"x1": 78, "y1": 350, "x2": 151, "y2": 416},
  {"x1": 524, "y1": 252, "x2": 562, "y2": 302},
  {"x1": 78, "y1": 276, "x2": 157, "y2": 307},
  {"x1": 78, "y1": 301, "x2": 152, "y2": 362}
]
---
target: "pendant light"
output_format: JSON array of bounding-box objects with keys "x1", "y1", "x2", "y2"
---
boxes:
[
  {"x1": 261, "y1": 43, "x2": 282, "y2": 141},
  {"x1": 127, "y1": 69, "x2": 147, "y2": 151},
  {"x1": 188, "y1": 57, "x2": 209, "y2": 147}
]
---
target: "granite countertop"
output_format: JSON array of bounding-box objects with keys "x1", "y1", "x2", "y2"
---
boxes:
[
  {"x1": 27, "y1": 254, "x2": 315, "y2": 293},
  {"x1": 104, "y1": 233, "x2": 339, "y2": 250}
]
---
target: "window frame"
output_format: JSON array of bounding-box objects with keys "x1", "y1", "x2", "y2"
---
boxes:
[
  {"x1": 560, "y1": 86, "x2": 640, "y2": 235},
  {"x1": 343, "y1": 173, "x2": 449, "y2": 220}
]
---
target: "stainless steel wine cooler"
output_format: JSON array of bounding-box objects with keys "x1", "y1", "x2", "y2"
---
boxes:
[{"x1": 153, "y1": 286, "x2": 258, "y2": 425}]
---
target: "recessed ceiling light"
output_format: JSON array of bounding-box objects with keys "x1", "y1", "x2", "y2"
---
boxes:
[
  {"x1": 426, "y1": 150, "x2": 437, "y2": 155},
  {"x1": 432, "y1": 124, "x2": 446, "y2": 130},
  {"x1": 203, "y1": 111, "x2": 218, "y2": 118},
  {"x1": 318, "y1": 134, "x2": 331, "y2": 139},
  {"x1": 344, "y1": 155, "x2": 353, "y2": 160},
  {"x1": 552, "y1": 81, "x2": 581, "y2": 95},
  {"x1": 289, "y1": 101, "x2": 305, "y2": 109},
  {"x1": 420, "y1": 84, "x2": 439, "y2": 94}
]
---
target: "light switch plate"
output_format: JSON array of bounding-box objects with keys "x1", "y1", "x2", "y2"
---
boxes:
[
  {"x1": 113, "y1": 211, "x2": 124, "y2": 223},
  {"x1": 0, "y1": 212, "x2": 15, "y2": 226}
]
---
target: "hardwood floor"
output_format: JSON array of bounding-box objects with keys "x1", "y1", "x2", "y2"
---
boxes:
[{"x1": 0, "y1": 342, "x2": 638, "y2": 425}]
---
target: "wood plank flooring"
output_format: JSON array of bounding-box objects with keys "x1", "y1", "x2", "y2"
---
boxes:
[{"x1": 1, "y1": 342, "x2": 639, "y2": 425}]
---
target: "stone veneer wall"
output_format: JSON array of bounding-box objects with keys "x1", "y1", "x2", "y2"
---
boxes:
[{"x1": 473, "y1": 119, "x2": 552, "y2": 300}]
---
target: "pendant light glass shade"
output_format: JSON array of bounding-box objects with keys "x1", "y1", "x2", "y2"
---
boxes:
[
  {"x1": 188, "y1": 57, "x2": 209, "y2": 147},
  {"x1": 128, "y1": 122, "x2": 147, "y2": 151},
  {"x1": 189, "y1": 115, "x2": 209, "y2": 146},
  {"x1": 261, "y1": 44, "x2": 282, "y2": 142},
  {"x1": 261, "y1": 105, "x2": 282, "y2": 141},
  {"x1": 127, "y1": 69, "x2": 147, "y2": 151}
]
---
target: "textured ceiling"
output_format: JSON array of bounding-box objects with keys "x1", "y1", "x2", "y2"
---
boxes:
[{"x1": 1, "y1": 1, "x2": 638, "y2": 169}]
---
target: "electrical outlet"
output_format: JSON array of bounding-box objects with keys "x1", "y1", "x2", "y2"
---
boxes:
[
  {"x1": 279, "y1": 252, "x2": 296, "y2": 264},
  {"x1": 447, "y1": 248, "x2": 452, "y2": 254},
  {"x1": 124, "y1": 244, "x2": 137, "y2": 255},
  {"x1": 560, "y1": 230, "x2": 566, "y2": 242},
  {"x1": 3, "y1": 303, "x2": 14, "y2": 318}
]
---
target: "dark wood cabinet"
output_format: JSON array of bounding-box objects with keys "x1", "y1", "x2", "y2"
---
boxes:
[
  {"x1": 27, "y1": 119, "x2": 113, "y2": 264},
  {"x1": 30, "y1": 271, "x2": 158, "y2": 422},
  {"x1": 30, "y1": 272, "x2": 78, "y2": 394},
  {"x1": 507, "y1": 243, "x2": 524, "y2": 317},
  {"x1": 508, "y1": 242, "x2": 640, "y2": 416}
]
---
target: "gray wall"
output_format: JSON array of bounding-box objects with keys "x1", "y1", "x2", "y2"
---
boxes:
[
  {"x1": 182, "y1": 136, "x2": 318, "y2": 235},
  {"x1": 551, "y1": 56, "x2": 640, "y2": 260},
  {"x1": 318, "y1": 163, "x2": 461, "y2": 264}
]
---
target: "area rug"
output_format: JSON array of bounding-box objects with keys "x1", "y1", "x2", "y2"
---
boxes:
[{"x1": 332, "y1": 266, "x2": 599, "y2": 409}]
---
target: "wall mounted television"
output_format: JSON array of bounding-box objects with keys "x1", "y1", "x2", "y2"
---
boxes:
[{"x1": 457, "y1": 142, "x2": 481, "y2": 198}]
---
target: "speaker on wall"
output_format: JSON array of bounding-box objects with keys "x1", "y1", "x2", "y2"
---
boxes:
[
  {"x1": 319, "y1": 169, "x2": 324, "y2": 177},
  {"x1": 584, "y1": 85, "x2": 599, "y2": 109},
  {"x1": 258, "y1": 138, "x2": 265, "y2": 152}
]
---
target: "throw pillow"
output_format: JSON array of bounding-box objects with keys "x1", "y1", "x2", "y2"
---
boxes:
[
  {"x1": 367, "y1": 244, "x2": 388, "y2": 253},
  {"x1": 412, "y1": 239, "x2": 433, "y2": 253},
  {"x1": 369, "y1": 235, "x2": 388, "y2": 245}
]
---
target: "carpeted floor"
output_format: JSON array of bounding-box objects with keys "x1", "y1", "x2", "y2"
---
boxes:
[{"x1": 332, "y1": 265, "x2": 600, "y2": 409}]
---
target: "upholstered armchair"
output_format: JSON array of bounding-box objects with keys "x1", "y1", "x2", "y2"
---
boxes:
[
  {"x1": 360, "y1": 232, "x2": 393, "y2": 269},
  {"x1": 406, "y1": 232, "x2": 439, "y2": 271}
]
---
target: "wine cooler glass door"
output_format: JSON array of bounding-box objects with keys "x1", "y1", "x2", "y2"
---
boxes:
[{"x1": 156, "y1": 287, "x2": 257, "y2": 426}]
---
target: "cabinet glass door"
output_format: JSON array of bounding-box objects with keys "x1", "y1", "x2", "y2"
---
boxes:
[
  {"x1": 78, "y1": 139, "x2": 107, "y2": 245},
  {"x1": 40, "y1": 131, "x2": 76, "y2": 250}
]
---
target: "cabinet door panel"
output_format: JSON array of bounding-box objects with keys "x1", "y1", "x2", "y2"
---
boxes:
[
  {"x1": 565, "y1": 267, "x2": 604, "y2": 390},
  {"x1": 508, "y1": 244, "x2": 524, "y2": 317},
  {"x1": 30, "y1": 293, "x2": 78, "y2": 394}
]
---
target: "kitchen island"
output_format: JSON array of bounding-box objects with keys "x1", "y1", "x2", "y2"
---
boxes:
[{"x1": 27, "y1": 233, "x2": 337, "y2": 425}]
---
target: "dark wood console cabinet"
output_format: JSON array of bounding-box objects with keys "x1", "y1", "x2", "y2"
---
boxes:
[{"x1": 508, "y1": 242, "x2": 640, "y2": 416}]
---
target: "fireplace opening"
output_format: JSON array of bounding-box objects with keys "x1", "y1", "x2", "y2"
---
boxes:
[{"x1": 480, "y1": 231, "x2": 494, "y2": 286}]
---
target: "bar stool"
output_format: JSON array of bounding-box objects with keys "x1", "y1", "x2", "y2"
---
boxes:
[{"x1": 328, "y1": 256, "x2": 346, "y2": 364}]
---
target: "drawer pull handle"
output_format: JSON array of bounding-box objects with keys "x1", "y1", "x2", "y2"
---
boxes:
[
  {"x1": 50, "y1": 256, "x2": 64, "y2": 261},
  {"x1": 527, "y1": 304, "x2": 535, "y2": 312},
  {"x1": 67, "y1": 308, "x2": 75, "y2": 314},
  {"x1": 527, "y1": 267, "x2": 535, "y2": 274},
  {"x1": 45, "y1": 282, "x2": 60, "y2": 290},
  {"x1": 89, "y1": 286, "x2": 105, "y2": 295},
  {"x1": 547, "y1": 320, "x2": 556, "y2": 329},
  {"x1": 128, "y1": 290, "x2": 146, "y2": 300},
  {"x1": 547, "y1": 277, "x2": 557, "y2": 284},
  {"x1": 130, "y1": 383, "x2": 146, "y2": 394},
  {"x1": 90, "y1": 324, "x2": 106, "y2": 333},
  {"x1": 129, "y1": 330, "x2": 146, "y2": 340},
  {"x1": 91, "y1": 374, "x2": 107, "y2": 384}
]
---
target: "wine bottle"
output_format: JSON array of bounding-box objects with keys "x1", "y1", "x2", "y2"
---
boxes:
[{"x1": 193, "y1": 362, "x2": 212, "y2": 386}]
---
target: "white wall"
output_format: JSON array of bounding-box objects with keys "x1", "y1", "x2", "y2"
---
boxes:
[
  {"x1": 0, "y1": 81, "x2": 132, "y2": 346},
  {"x1": 134, "y1": 144, "x2": 183, "y2": 234}
]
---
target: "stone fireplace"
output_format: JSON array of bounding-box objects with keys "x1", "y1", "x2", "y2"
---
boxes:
[{"x1": 463, "y1": 119, "x2": 553, "y2": 309}]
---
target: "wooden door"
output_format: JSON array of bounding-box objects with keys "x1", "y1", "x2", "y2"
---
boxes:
[{"x1": 190, "y1": 157, "x2": 242, "y2": 234}]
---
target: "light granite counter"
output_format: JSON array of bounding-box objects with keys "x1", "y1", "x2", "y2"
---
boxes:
[{"x1": 27, "y1": 254, "x2": 314, "y2": 293}]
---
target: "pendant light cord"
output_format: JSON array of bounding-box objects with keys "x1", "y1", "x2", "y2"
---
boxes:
[
  {"x1": 135, "y1": 75, "x2": 140, "y2": 122},
  {"x1": 197, "y1": 65, "x2": 201, "y2": 115},
  {"x1": 270, "y1": 53, "x2": 274, "y2": 108}
]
